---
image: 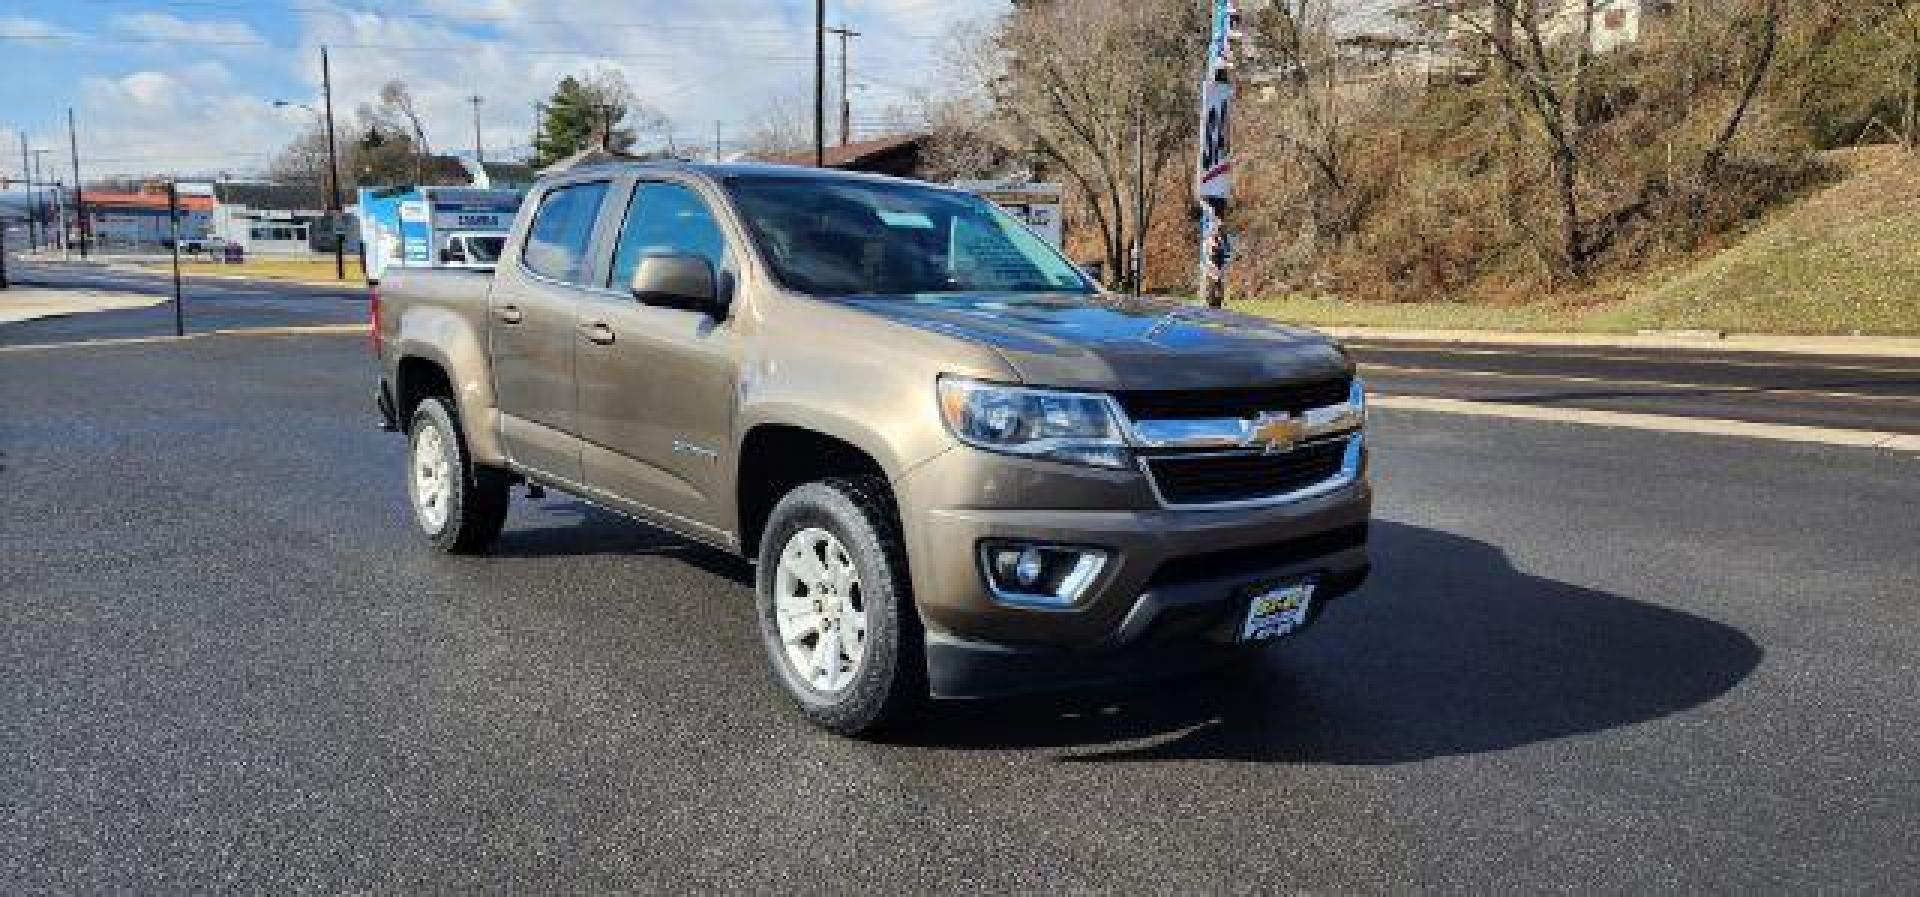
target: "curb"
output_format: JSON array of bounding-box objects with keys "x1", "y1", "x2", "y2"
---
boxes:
[
  {"x1": 1320, "y1": 327, "x2": 1920, "y2": 358},
  {"x1": 1373, "y1": 394, "x2": 1920, "y2": 452}
]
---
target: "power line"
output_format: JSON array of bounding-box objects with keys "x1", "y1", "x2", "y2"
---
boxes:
[
  {"x1": 38, "y1": 0, "x2": 952, "y2": 39},
  {"x1": 0, "y1": 30, "x2": 834, "y2": 63}
]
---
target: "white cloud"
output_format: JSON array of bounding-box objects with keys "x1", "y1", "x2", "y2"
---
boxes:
[
  {"x1": 57, "y1": 0, "x2": 1012, "y2": 178},
  {"x1": 110, "y1": 13, "x2": 267, "y2": 46},
  {"x1": 0, "y1": 15, "x2": 79, "y2": 40}
]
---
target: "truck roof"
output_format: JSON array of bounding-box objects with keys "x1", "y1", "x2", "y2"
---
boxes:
[{"x1": 542, "y1": 156, "x2": 956, "y2": 193}]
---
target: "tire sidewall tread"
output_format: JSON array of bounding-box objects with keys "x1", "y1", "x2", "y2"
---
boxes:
[
  {"x1": 407, "y1": 396, "x2": 509, "y2": 555},
  {"x1": 755, "y1": 476, "x2": 925, "y2": 736}
]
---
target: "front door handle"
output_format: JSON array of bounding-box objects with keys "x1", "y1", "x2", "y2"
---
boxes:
[
  {"x1": 581, "y1": 321, "x2": 616, "y2": 345},
  {"x1": 495, "y1": 305, "x2": 523, "y2": 324}
]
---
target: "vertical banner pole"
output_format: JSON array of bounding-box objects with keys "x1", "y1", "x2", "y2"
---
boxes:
[{"x1": 1194, "y1": 0, "x2": 1239, "y2": 308}]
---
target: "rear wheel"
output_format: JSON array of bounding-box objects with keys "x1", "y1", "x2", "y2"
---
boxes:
[
  {"x1": 755, "y1": 477, "x2": 925, "y2": 736},
  {"x1": 406, "y1": 396, "x2": 510, "y2": 554}
]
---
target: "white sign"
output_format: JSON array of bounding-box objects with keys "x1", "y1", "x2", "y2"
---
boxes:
[
  {"x1": 433, "y1": 212, "x2": 509, "y2": 232},
  {"x1": 1196, "y1": 79, "x2": 1234, "y2": 201},
  {"x1": 953, "y1": 180, "x2": 1065, "y2": 248},
  {"x1": 398, "y1": 201, "x2": 430, "y2": 223}
]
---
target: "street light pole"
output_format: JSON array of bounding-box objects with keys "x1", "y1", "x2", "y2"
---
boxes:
[
  {"x1": 321, "y1": 45, "x2": 346, "y2": 281},
  {"x1": 19, "y1": 133, "x2": 36, "y2": 251},
  {"x1": 29, "y1": 149, "x2": 52, "y2": 253},
  {"x1": 68, "y1": 107, "x2": 88, "y2": 259},
  {"x1": 469, "y1": 95, "x2": 485, "y2": 169}
]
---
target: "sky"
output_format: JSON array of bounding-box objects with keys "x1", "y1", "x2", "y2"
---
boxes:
[{"x1": 0, "y1": 0, "x2": 1007, "y2": 182}]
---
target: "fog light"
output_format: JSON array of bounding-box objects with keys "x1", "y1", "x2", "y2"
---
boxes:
[
  {"x1": 1014, "y1": 547, "x2": 1044, "y2": 588},
  {"x1": 981, "y1": 542, "x2": 1109, "y2": 609}
]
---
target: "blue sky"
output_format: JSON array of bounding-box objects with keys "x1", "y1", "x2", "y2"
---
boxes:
[{"x1": 0, "y1": 0, "x2": 1005, "y2": 180}]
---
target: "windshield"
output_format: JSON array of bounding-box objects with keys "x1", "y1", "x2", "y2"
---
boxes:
[
  {"x1": 724, "y1": 176, "x2": 1095, "y2": 296},
  {"x1": 465, "y1": 236, "x2": 506, "y2": 263}
]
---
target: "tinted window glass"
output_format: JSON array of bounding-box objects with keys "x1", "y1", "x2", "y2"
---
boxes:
[
  {"x1": 609, "y1": 182, "x2": 731, "y2": 290},
  {"x1": 522, "y1": 181, "x2": 610, "y2": 284},
  {"x1": 723, "y1": 177, "x2": 1093, "y2": 296}
]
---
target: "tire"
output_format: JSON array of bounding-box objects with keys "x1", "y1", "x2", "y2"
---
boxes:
[
  {"x1": 405, "y1": 396, "x2": 510, "y2": 554},
  {"x1": 755, "y1": 477, "x2": 926, "y2": 736}
]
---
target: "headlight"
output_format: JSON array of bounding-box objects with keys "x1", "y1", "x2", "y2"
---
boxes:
[{"x1": 937, "y1": 376, "x2": 1129, "y2": 469}]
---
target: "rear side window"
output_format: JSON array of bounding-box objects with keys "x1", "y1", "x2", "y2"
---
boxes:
[{"x1": 522, "y1": 181, "x2": 610, "y2": 284}]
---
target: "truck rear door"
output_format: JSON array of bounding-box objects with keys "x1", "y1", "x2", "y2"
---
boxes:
[{"x1": 487, "y1": 178, "x2": 615, "y2": 484}]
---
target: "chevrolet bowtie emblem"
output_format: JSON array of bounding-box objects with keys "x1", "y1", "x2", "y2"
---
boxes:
[{"x1": 1245, "y1": 411, "x2": 1306, "y2": 455}]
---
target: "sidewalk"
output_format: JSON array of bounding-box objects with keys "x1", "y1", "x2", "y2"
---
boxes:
[
  {"x1": 0, "y1": 287, "x2": 166, "y2": 325},
  {"x1": 1317, "y1": 326, "x2": 1920, "y2": 358}
]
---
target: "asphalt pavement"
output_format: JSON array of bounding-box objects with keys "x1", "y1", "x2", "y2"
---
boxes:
[
  {"x1": 3, "y1": 331, "x2": 1914, "y2": 891},
  {"x1": 0, "y1": 260, "x2": 367, "y2": 346},
  {"x1": 1350, "y1": 340, "x2": 1920, "y2": 434}
]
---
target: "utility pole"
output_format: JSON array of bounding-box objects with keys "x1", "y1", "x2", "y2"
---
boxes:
[
  {"x1": 826, "y1": 25, "x2": 861, "y2": 146},
  {"x1": 813, "y1": 0, "x2": 826, "y2": 167},
  {"x1": 713, "y1": 120, "x2": 722, "y2": 163},
  {"x1": 68, "y1": 107, "x2": 88, "y2": 259},
  {"x1": 468, "y1": 95, "x2": 485, "y2": 168},
  {"x1": 321, "y1": 46, "x2": 346, "y2": 281},
  {"x1": 19, "y1": 134, "x2": 36, "y2": 251}
]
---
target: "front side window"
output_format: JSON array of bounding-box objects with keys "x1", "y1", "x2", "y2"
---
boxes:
[
  {"x1": 522, "y1": 181, "x2": 610, "y2": 284},
  {"x1": 608, "y1": 182, "x2": 731, "y2": 290},
  {"x1": 723, "y1": 176, "x2": 1094, "y2": 296}
]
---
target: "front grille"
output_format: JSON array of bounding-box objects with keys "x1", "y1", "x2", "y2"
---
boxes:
[
  {"x1": 1115, "y1": 376, "x2": 1352, "y2": 420},
  {"x1": 1144, "y1": 439, "x2": 1349, "y2": 505}
]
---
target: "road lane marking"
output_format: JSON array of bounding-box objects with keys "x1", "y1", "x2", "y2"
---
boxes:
[
  {"x1": 1373, "y1": 394, "x2": 1920, "y2": 452},
  {"x1": 1348, "y1": 343, "x2": 1920, "y2": 377},
  {"x1": 1361, "y1": 362, "x2": 1920, "y2": 404},
  {"x1": 0, "y1": 325, "x2": 362, "y2": 353},
  {"x1": 1319, "y1": 327, "x2": 1920, "y2": 358}
]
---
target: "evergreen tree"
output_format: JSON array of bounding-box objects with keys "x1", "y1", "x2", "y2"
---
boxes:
[{"x1": 530, "y1": 73, "x2": 647, "y2": 167}]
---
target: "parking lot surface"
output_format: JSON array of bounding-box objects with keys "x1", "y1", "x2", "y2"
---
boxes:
[{"x1": 3, "y1": 333, "x2": 1915, "y2": 891}]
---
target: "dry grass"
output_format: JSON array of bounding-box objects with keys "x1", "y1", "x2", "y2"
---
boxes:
[
  {"x1": 1241, "y1": 147, "x2": 1920, "y2": 335},
  {"x1": 149, "y1": 257, "x2": 366, "y2": 283},
  {"x1": 1593, "y1": 147, "x2": 1920, "y2": 335}
]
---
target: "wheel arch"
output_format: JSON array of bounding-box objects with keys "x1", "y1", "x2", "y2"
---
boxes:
[{"x1": 735, "y1": 422, "x2": 897, "y2": 560}]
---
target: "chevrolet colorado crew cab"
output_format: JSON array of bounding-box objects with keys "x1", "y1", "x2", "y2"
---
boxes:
[{"x1": 374, "y1": 160, "x2": 1371, "y2": 735}]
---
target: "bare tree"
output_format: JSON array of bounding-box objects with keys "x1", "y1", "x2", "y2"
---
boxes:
[
  {"x1": 379, "y1": 81, "x2": 432, "y2": 183},
  {"x1": 967, "y1": 0, "x2": 1206, "y2": 286}
]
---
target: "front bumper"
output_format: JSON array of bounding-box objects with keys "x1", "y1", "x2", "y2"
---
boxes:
[{"x1": 894, "y1": 444, "x2": 1372, "y2": 699}]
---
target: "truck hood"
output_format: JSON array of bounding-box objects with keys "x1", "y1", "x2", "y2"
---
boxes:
[{"x1": 830, "y1": 292, "x2": 1352, "y2": 391}]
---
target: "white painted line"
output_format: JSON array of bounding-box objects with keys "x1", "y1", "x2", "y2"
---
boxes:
[
  {"x1": 1320, "y1": 327, "x2": 1920, "y2": 359},
  {"x1": 0, "y1": 324, "x2": 360, "y2": 353},
  {"x1": 0, "y1": 334, "x2": 197, "y2": 353},
  {"x1": 1348, "y1": 343, "x2": 1920, "y2": 377},
  {"x1": 1372, "y1": 394, "x2": 1920, "y2": 452},
  {"x1": 1362, "y1": 362, "x2": 1920, "y2": 405}
]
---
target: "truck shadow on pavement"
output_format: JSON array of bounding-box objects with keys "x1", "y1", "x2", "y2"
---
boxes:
[{"x1": 892, "y1": 521, "x2": 1762, "y2": 764}]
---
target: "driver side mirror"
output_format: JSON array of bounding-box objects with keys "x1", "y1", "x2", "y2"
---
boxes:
[{"x1": 630, "y1": 253, "x2": 725, "y2": 317}]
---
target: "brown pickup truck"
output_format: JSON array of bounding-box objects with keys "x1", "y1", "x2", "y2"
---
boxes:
[{"x1": 373, "y1": 159, "x2": 1370, "y2": 735}]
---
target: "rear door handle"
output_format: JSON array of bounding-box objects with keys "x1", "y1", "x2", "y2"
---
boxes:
[
  {"x1": 495, "y1": 305, "x2": 523, "y2": 324},
  {"x1": 581, "y1": 321, "x2": 616, "y2": 345}
]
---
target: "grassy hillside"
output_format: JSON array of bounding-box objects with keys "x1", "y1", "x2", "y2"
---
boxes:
[
  {"x1": 1239, "y1": 147, "x2": 1920, "y2": 335},
  {"x1": 1593, "y1": 147, "x2": 1920, "y2": 335}
]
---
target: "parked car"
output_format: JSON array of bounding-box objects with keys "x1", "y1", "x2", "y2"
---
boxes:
[{"x1": 372, "y1": 161, "x2": 1371, "y2": 735}]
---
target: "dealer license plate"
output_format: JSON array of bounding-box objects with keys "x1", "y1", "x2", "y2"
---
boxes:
[{"x1": 1239, "y1": 579, "x2": 1316, "y2": 642}]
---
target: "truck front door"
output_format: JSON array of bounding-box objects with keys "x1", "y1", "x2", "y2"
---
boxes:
[
  {"x1": 574, "y1": 179, "x2": 738, "y2": 540},
  {"x1": 488, "y1": 179, "x2": 613, "y2": 484}
]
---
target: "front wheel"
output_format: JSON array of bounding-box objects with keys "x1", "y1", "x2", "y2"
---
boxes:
[
  {"x1": 755, "y1": 477, "x2": 925, "y2": 736},
  {"x1": 406, "y1": 396, "x2": 510, "y2": 554}
]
